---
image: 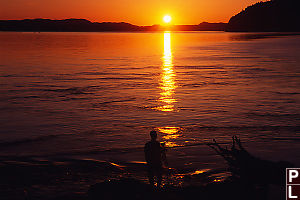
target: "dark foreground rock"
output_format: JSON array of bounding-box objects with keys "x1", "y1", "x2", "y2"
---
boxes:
[
  {"x1": 0, "y1": 136, "x2": 292, "y2": 200},
  {"x1": 87, "y1": 177, "x2": 282, "y2": 200},
  {"x1": 87, "y1": 137, "x2": 292, "y2": 200}
]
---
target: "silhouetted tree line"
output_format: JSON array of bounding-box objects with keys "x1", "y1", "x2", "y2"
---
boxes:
[
  {"x1": 226, "y1": 0, "x2": 300, "y2": 32},
  {"x1": 0, "y1": 19, "x2": 142, "y2": 32},
  {"x1": 0, "y1": 18, "x2": 226, "y2": 32},
  {"x1": 1, "y1": 0, "x2": 298, "y2": 33}
]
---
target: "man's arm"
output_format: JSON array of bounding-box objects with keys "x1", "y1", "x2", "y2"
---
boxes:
[
  {"x1": 160, "y1": 143, "x2": 168, "y2": 167},
  {"x1": 144, "y1": 143, "x2": 150, "y2": 163}
]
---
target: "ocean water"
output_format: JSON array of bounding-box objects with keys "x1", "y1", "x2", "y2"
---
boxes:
[{"x1": 0, "y1": 32, "x2": 300, "y2": 188}]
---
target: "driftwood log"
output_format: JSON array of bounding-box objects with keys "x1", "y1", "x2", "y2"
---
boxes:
[{"x1": 208, "y1": 136, "x2": 293, "y2": 186}]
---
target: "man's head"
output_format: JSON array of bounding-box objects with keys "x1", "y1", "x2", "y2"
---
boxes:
[{"x1": 150, "y1": 130, "x2": 157, "y2": 141}]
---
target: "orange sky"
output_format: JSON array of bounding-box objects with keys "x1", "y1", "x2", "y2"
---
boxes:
[{"x1": 0, "y1": 0, "x2": 262, "y2": 25}]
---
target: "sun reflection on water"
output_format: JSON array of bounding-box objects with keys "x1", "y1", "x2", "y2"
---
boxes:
[
  {"x1": 158, "y1": 126, "x2": 181, "y2": 147},
  {"x1": 154, "y1": 32, "x2": 181, "y2": 147},
  {"x1": 153, "y1": 31, "x2": 177, "y2": 112}
]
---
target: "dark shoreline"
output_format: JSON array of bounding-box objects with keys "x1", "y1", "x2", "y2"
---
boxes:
[
  {"x1": 0, "y1": 19, "x2": 227, "y2": 32},
  {"x1": 1, "y1": 0, "x2": 300, "y2": 33},
  {"x1": 0, "y1": 149, "x2": 288, "y2": 200}
]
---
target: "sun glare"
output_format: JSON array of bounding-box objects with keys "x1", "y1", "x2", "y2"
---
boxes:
[{"x1": 163, "y1": 15, "x2": 172, "y2": 23}]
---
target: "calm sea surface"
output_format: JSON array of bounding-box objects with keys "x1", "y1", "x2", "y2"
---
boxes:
[{"x1": 0, "y1": 32, "x2": 300, "y2": 178}]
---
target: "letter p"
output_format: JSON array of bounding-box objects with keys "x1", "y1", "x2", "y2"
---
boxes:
[{"x1": 289, "y1": 170, "x2": 299, "y2": 183}]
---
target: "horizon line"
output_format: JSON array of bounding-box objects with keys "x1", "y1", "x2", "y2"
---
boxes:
[{"x1": 0, "y1": 18, "x2": 228, "y2": 26}]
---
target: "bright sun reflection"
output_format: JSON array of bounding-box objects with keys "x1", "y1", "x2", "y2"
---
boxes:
[
  {"x1": 153, "y1": 31, "x2": 177, "y2": 112},
  {"x1": 163, "y1": 15, "x2": 172, "y2": 23},
  {"x1": 158, "y1": 127, "x2": 181, "y2": 147}
]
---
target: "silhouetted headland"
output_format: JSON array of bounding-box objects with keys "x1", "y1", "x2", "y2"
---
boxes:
[
  {"x1": 0, "y1": 18, "x2": 227, "y2": 32},
  {"x1": 226, "y1": 0, "x2": 300, "y2": 32}
]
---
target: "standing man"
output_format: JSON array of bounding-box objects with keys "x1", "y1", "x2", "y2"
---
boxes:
[{"x1": 144, "y1": 130, "x2": 166, "y2": 187}]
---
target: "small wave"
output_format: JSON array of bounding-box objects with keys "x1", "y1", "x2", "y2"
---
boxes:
[
  {"x1": 181, "y1": 83, "x2": 208, "y2": 87},
  {"x1": 97, "y1": 77, "x2": 151, "y2": 80},
  {"x1": 230, "y1": 33, "x2": 300, "y2": 41},
  {"x1": 0, "y1": 74, "x2": 49, "y2": 78},
  {"x1": 0, "y1": 74, "x2": 19, "y2": 77},
  {"x1": 0, "y1": 157, "x2": 125, "y2": 175},
  {"x1": 191, "y1": 125, "x2": 300, "y2": 132},
  {"x1": 235, "y1": 67, "x2": 270, "y2": 73},
  {"x1": 51, "y1": 146, "x2": 145, "y2": 157},
  {"x1": 43, "y1": 86, "x2": 100, "y2": 95},
  {"x1": 275, "y1": 92, "x2": 300, "y2": 95},
  {"x1": 268, "y1": 137, "x2": 300, "y2": 141},
  {"x1": 247, "y1": 112, "x2": 300, "y2": 118},
  {"x1": 92, "y1": 98, "x2": 136, "y2": 106},
  {"x1": 10, "y1": 95, "x2": 41, "y2": 99},
  {"x1": 175, "y1": 65, "x2": 225, "y2": 69},
  {"x1": 75, "y1": 72, "x2": 114, "y2": 76},
  {"x1": 0, "y1": 135, "x2": 59, "y2": 149}
]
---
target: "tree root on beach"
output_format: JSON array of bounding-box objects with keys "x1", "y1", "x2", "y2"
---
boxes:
[{"x1": 207, "y1": 136, "x2": 293, "y2": 185}]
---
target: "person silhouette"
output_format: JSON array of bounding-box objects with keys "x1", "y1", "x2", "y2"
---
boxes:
[{"x1": 144, "y1": 130, "x2": 167, "y2": 187}]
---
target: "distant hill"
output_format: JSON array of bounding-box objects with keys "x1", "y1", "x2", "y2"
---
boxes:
[
  {"x1": 226, "y1": 0, "x2": 300, "y2": 32},
  {"x1": 0, "y1": 18, "x2": 226, "y2": 32},
  {"x1": 0, "y1": 19, "x2": 142, "y2": 32}
]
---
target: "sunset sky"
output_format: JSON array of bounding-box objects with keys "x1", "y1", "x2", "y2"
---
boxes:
[{"x1": 0, "y1": 0, "x2": 261, "y2": 25}]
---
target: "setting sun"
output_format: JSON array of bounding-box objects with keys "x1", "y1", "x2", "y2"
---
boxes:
[
  {"x1": 1, "y1": 0, "x2": 300, "y2": 199},
  {"x1": 163, "y1": 15, "x2": 172, "y2": 23}
]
